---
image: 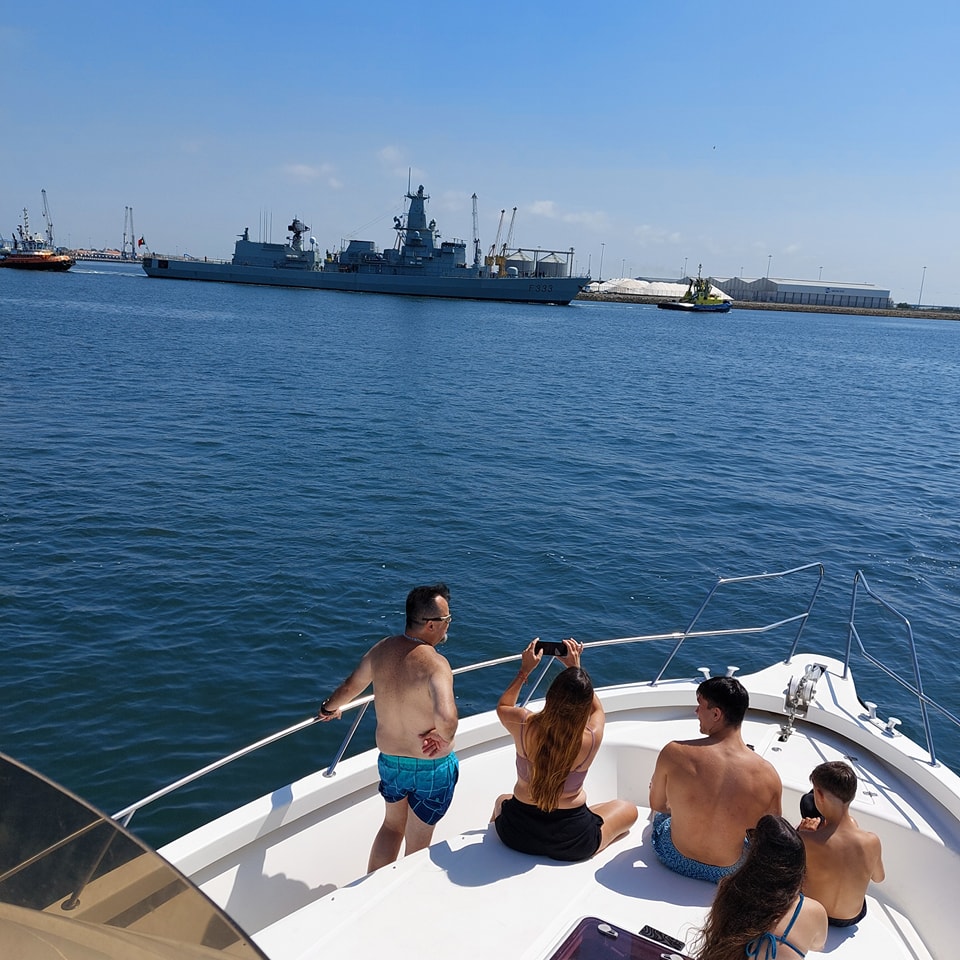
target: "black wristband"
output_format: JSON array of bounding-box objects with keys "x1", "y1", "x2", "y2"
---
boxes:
[{"x1": 319, "y1": 700, "x2": 336, "y2": 716}]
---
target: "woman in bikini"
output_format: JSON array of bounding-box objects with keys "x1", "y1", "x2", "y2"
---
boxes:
[
  {"x1": 491, "y1": 638, "x2": 637, "y2": 862},
  {"x1": 693, "y1": 815, "x2": 828, "y2": 959}
]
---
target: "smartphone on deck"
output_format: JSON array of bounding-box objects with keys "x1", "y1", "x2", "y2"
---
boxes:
[{"x1": 535, "y1": 639, "x2": 568, "y2": 657}]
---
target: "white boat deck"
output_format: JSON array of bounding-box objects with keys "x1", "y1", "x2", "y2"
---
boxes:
[
  {"x1": 162, "y1": 657, "x2": 959, "y2": 959},
  {"x1": 253, "y1": 815, "x2": 925, "y2": 960}
]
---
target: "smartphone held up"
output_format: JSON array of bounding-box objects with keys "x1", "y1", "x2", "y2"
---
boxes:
[{"x1": 534, "y1": 639, "x2": 569, "y2": 658}]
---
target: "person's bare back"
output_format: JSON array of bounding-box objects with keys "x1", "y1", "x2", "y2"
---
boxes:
[
  {"x1": 368, "y1": 635, "x2": 456, "y2": 758},
  {"x1": 798, "y1": 762, "x2": 884, "y2": 923},
  {"x1": 649, "y1": 676, "x2": 782, "y2": 873},
  {"x1": 317, "y1": 583, "x2": 459, "y2": 871},
  {"x1": 656, "y1": 736, "x2": 782, "y2": 866}
]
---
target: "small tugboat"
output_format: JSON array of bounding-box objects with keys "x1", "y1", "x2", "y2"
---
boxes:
[
  {"x1": 0, "y1": 193, "x2": 75, "y2": 272},
  {"x1": 658, "y1": 264, "x2": 730, "y2": 312}
]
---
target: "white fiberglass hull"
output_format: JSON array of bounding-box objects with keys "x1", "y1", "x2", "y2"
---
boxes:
[{"x1": 160, "y1": 653, "x2": 960, "y2": 960}]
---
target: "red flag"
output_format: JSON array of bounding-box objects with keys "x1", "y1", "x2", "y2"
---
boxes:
[{"x1": 138, "y1": 236, "x2": 145, "y2": 247}]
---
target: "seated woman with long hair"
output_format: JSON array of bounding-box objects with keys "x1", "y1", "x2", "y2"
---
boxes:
[
  {"x1": 491, "y1": 638, "x2": 637, "y2": 862},
  {"x1": 693, "y1": 815, "x2": 828, "y2": 959}
]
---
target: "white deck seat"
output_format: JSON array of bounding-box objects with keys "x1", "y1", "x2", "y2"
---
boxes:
[
  {"x1": 174, "y1": 695, "x2": 949, "y2": 959},
  {"x1": 254, "y1": 807, "x2": 932, "y2": 960}
]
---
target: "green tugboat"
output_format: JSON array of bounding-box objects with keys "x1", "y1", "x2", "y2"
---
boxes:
[{"x1": 658, "y1": 264, "x2": 731, "y2": 312}]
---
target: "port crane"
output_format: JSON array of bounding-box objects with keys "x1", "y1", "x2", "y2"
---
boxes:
[
  {"x1": 41, "y1": 189, "x2": 56, "y2": 246},
  {"x1": 471, "y1": 194, "x2": 481, "y2": 267},
  {"x1": 122, "y1": 207, "x2": 137, "y2": 259},
  {"x1": 484, "y1": 206, "x2": 516, "y2": 275},
  {"x1": 503, "y1": 207, "x2": 517, "y2": 255}
]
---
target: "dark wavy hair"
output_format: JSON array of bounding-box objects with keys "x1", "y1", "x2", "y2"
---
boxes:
[
  {"x1": 527, "y1": 667, "x2": 594, "y2": 812},
  {"x1": 693, "y1": 816, "x2": 806, "y2": 960}
]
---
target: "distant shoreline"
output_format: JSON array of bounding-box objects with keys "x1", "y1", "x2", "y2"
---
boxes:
[{"x1": 576, "y1": 291, "x2": 960, "y2": 321}]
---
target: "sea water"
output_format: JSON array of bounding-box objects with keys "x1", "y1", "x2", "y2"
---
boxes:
[{"x1": 2, "y1": 262, "x2": 959, "y2": 845}]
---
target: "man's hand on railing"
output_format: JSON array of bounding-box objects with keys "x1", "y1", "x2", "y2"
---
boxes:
[{"x1": 318, "y1": 699, "x2": 342, "y2": 721}]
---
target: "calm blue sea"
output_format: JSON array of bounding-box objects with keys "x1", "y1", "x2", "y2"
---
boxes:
[{"x1": 2, "y1": 262, "x2": 959, "y2": 846}]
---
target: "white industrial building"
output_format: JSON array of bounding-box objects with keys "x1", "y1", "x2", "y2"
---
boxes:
[{"x1": 714, "y1": 277, "x2": 892, "y2": 310}]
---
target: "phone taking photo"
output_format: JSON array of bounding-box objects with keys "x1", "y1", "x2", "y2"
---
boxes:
[{"x1": 534, "y1": 639, "x2": 568, "y2": 657}]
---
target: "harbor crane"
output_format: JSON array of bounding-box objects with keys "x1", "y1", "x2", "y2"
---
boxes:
[
  {"x1": 503, "y1": 206, "x2": 517, "y2": 255},
  {"x1": 471, "y1": 194, "x2": 481, "y2": 266},
  {"x1": 484, "y1": 206, "x2": 516, "y2": 275},
  {"x1": 122, "y1": 206, "x2": 137, "y2": 259},
  {"x1": 41, "y1": 189, "x2": 56, "y2": 246},
  {"x1": 487, "y1": 209, "x2": 505, "y2": 261}
]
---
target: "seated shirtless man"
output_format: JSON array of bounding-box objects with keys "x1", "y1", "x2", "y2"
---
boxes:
[
  {"x1": 798, "y1": 761, "x2": 885, "y2": 926},
  {"x1": 648, "y1": 676, "x2": 782, "y2": 883}
]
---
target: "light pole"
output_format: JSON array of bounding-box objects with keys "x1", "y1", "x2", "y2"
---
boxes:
[
  {"x1": 818, "y1": 266, "x2": 823, "y2": 281},
  {"x1": 766, "y1": 254, "x2": 772, "y2": 279},
  {"x1": 621, "y1": 258, "x2": 625, "y2": 278},
  {"x1": 918, "y1": 266, "x2": 926, "y2": 307},
  {"x1": 599, "y1": 243, "x2": 605, "y2": 282}
]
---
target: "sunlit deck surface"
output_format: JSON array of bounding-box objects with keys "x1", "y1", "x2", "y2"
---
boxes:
[{"x1": 169, "y1": 672, "x2": 950, "y2": 960}]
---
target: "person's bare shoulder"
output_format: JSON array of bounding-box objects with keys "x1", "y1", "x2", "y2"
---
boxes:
[
  {"x1": 656, "y1": 738, "x2": 689, "y2": 764},
  {"x1": 803, "y1": 895, "x2": 829, "y2": 951},
  {"x1": 367, "y1": 634, "x2": 398, "y2": 661},
  {"x1": 754, "y1": 749, "x2": 782, "y2": 780},
  {"x1": 862, "y1": 827, "x2": 883, "y2": 858},
  {"x1": 749, "y1": 752, "x2": 782, "y2": 809}
]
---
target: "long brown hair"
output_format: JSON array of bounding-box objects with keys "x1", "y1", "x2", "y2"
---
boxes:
[
  {"x1": 526, "y1": 667, "x2": 593, "y2": 812},
  {"x1": 693, "y1": 816, "x2": 806, "y2": 960}
]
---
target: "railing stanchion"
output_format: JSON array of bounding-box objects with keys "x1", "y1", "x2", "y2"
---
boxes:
[{"x1": 324, "y1": 702, "x2": 370, "y2": 778}]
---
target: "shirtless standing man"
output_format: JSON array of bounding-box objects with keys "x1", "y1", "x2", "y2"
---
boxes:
[
  {"x1": 798, "y1": 761, "x2": 885, "y2": 927},
  {"x1": 318, "y1": 583, "x2": 458, "y2": 873},
  {"x1": 648, "y1": 676, "x2": 782, "y2": 883}
]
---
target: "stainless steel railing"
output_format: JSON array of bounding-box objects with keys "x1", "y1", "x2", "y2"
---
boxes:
[
  {"x1": 845, "y1": 569, "x2": 960, "y2": 767},
  {"x1": 109, "y1": 561, "x2": 839, "y2": 827},
  {"x1": 112, "y1": 562, "x2": 825, "y2": 826},
  {"x1": 650, "y1": 561, "x2": 824, "y2": 683}
]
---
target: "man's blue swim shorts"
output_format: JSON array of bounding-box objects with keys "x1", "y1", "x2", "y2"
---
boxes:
[
  {"x1": 377, "y1": 752, "x2": 460, "y2": 826},
  {"x1": 651, "y1": 811, "x2": 747, "y2": 884}
]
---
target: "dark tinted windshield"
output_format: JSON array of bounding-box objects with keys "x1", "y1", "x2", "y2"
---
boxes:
[{"x1": 0, "y1": 752, "x2": 267, "y2": 959}]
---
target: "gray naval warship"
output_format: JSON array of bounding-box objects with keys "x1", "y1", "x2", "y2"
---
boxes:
[{"x1": 142, "y1": 184, "x2": 590, "y2": 304}]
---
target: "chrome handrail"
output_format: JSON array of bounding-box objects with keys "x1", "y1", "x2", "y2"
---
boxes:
[
  {"x1": 652, "y1": 561, "x2": 825, "y2": 684},
  {"x1": 113, "y1": 716, "x2": 319, "y2": 827},
  {"x1": 112, "y1": 562, "x2": 824, "y2": 827},
  {"x1": 845, "y1": 569, "x2": 960, "y2": 767}
]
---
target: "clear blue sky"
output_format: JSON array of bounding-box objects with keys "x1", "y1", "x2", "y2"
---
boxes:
[{"x1": 3, "y1": 2, "x2": 958, "y2": 306}]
